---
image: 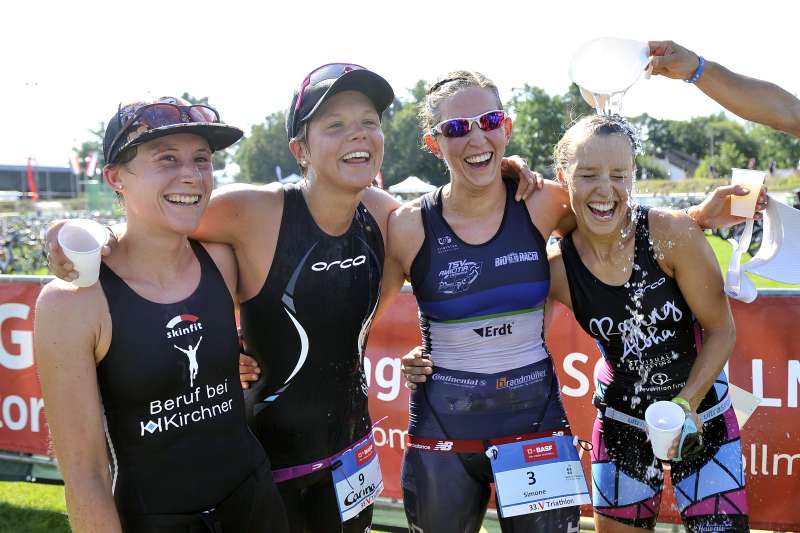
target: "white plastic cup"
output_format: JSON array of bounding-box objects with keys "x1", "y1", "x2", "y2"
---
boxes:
[
  {"x1": 730, "y1": 168, "x2": 767, "y2": 218},
  {"x1": 644, "y1": 400, "x2": 685, "y2": 460},
  {"x1": 57, "y1": 220, "x2": 107, "y2": 288}
]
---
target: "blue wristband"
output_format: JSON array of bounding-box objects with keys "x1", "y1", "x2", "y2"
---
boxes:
[{"x1": 685, "y1": 56, "x2": 705, "y2": 84}]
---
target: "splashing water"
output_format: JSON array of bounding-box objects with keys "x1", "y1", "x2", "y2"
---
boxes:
[{"x1": 581, "y1": 88, "x2": 627, "y2": 116}]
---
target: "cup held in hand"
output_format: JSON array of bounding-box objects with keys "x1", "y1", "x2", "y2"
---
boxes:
[
  {"x1": 644, "y1": 400, "x2": 686, "y2": 460},
  {"x1": 730, "y1": 168, "x2": 767, "y2": 218},
  {"x1": 57, "y1": 220, "x2": 106, "y2": 288}
]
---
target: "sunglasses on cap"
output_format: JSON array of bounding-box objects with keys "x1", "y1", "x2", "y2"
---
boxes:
[
  {"x1": 431, "y1": 110, "x2": 506, "y2": 138},
  {"x1": 110, "y1": 102, "x2": 221, "y2": 159},
  {"x1": 294, "y1": 63, "x2": 367, "y2": 118}
]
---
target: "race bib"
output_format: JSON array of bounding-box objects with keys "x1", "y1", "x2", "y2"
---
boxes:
[
  {"x1": 489, "y1": 435, "x2": 590, "y2": 518},
  {"x1": 331, "y1": 435, "x2": 384, "y2": 522}
]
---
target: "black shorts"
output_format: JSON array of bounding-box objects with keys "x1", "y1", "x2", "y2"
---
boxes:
[{"x1": 119, "y1": 460, "x2": 288, "y2": 533}]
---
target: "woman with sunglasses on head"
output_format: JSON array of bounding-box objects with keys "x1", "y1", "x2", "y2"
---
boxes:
[
  {"x1": 34, "y1": 96, "x2": 288, "y2": 533},
  {"x1": 546, "y1": 115, "x2": 748, "y2": 533}
]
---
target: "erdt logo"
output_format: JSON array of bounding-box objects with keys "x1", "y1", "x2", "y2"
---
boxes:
[
  {"x1": 356, "y1": 441, "x2": 375, "y2": 465},
  {"x1": 524, "y1": 440, "x2": 558, "y2": 462}
]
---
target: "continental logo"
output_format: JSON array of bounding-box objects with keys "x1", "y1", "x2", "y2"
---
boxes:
[{"x1": 496, "y1": 369, "x2": 547, "y2": 389}]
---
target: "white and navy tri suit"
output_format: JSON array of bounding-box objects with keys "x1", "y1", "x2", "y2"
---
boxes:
[
  {"x1": 241, "y1": 184, "x2": 382, "y2": 532},
  {"x1": 98, "y1": 240, "x2": 287, "y2": 533},
  {"x1": 559, "y1": 206, "x2": 749, "y2": 532},
  {"x1": 402, "y1": 178, "x2": 578, "y2": 533}
]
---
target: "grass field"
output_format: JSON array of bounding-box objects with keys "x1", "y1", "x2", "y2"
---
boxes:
[
  {"x1": 0, "y1": 482, "x2": 69, "y2": 533},
  {"x1": 0, "y1": 481, "x2": 413, "y2": 533}
]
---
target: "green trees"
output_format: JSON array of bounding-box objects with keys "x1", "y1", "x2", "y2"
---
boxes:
[
  {"x1": 381, "y1": 82, "x2": 446, "y2": 186},
  {"x1": 505, "y1": 85, "x2": 566, "y2": 176},
  {"x1": 235, "y1": 111, "x2": 299, "y2": 183},
  {"x1": 87, "y1": 83, "x2": 794, "y2": 185}
]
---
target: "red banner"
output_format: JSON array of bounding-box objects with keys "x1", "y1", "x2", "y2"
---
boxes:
[
  {"x1": 2, "y1": 282, "x2": 798, "y2": 529},
  {"x1": 364, "y1": 292, "x2": 800, "y2": 531},
  {"x1": 0, "y1": 282, "x2": 47, "y2": 455}
]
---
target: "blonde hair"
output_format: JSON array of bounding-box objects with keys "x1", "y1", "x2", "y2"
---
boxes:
[{"x1": 418, "y1": 71, "x2": 502, "y2": 150}]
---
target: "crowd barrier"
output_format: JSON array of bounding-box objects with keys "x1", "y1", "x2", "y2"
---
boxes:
[{"x1": 1, "y1": 277, "x2": 798, "y2": 530}]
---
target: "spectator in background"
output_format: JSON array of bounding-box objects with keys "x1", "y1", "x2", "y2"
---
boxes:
[{"x1": 649, "y1": 40, "x2": 800, "y2": 137}]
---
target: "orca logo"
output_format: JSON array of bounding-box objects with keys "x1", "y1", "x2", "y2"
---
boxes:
[
  {"x1": 311, "y1": 255, "x2": 366, "y2": 271},
  {"x1": 438, "y1": 236, "x2": 452, "y2": 245}
]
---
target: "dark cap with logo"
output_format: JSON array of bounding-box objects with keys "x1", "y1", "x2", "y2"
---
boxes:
[
  {"x1": 103, "y1": 96, "x2": 243, "y2": 165},
  {"x1": 286, "y1": 64, "x2": 394, "y2": 141}
]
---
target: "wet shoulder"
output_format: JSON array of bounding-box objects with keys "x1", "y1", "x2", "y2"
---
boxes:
[{"x1": 646, "y1": 208, "x2": 706, "y2": 275}]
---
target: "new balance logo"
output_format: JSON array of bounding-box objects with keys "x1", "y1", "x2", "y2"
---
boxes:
[
  {"x1": 473, "y1": 323, "x2": 513, "y2": 337},
  {"x1": 433, "y1": 441, "x2": 454, "y2": 451}
]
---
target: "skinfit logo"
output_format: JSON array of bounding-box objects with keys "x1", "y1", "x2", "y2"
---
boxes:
[
  {"x1": 311, "y1": 255, "x2": 366, "y2": 271},
  {"x1": 165, "y1": 314, "x2": 204, "y2": 339},
  {"x1": 473, "y1": 323, "x2": 513, "y2": 338}
]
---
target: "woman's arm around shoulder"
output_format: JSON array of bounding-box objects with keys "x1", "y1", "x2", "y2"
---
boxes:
[
  {"x1": 375, "y1": 198, "x2": 425, "y2": 320},
  {"x1": 525, "y1": 180, "x2": 574, "y2": 239},
  {"x1": 192, "y1": 182, "x2": 284, "y2": 249},
  {"x1": 546, "y1": 241, "x2": 572, "y2": 310},
  {"x1": 34, "y1": 281, "x2": 121, "y2": 532},
  {"x1": 362, "y1": 187, "x2": 404, "y2": 319}
]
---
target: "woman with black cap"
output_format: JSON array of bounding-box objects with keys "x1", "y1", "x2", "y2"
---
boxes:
[{"x1": 34, "y1": 96, "x2": 288, "y2": 532}]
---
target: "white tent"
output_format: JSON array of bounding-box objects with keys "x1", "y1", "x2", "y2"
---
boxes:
[
  {"x1": 388, "y1": 176, "x2": 436, "y2": 194},
  {"x1": 280, "y1": 173, "x2": 303, "y2": 184}
]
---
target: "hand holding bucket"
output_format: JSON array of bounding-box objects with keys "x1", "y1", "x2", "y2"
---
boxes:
[{"x1": 56, "y1": 220, "x2": 107, "y2": 288}]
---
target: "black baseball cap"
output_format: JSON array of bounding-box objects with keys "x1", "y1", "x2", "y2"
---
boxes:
[
  {"x1": 103, "y1": 96, "x2": 243, "y2": 164},
  {"x1": 286, "y1": 63, "x2": 394, "y2": 140}
]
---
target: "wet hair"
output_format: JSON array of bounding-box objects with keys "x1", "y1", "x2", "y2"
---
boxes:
[
  {"x1": 418, "y1": 71, "x2": 503, "y2": 150},
  {"x1": 553, "y1": 114, "x2": 641, "y2": 174}
]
